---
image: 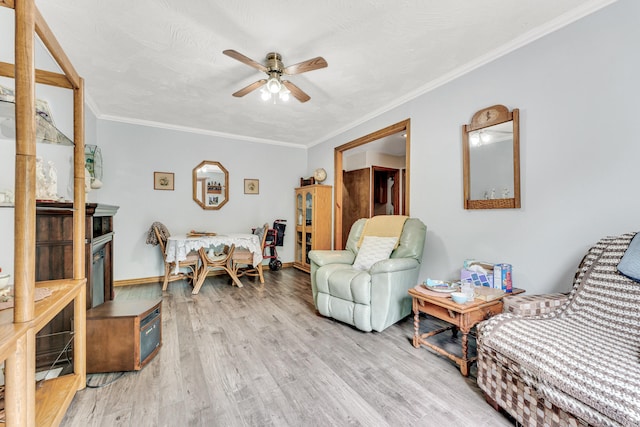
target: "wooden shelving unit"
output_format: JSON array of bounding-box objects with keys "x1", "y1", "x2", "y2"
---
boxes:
[
  {"x1": 0, "y1": 1, "x2": 87, "y2": 425},
  {"x1": 34, "y1": 374, "x2": 83, "y2": 426}
]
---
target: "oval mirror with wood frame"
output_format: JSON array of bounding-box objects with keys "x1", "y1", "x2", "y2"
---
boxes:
[
  {"x1": 462, "y1": 105, "x2": 520, "y2": 209},
  {"x1": 193, "y1": 161, "x2": 229, "y2": 210}
]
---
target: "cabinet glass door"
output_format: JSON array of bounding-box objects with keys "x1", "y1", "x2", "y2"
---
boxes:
[
  {"x1": 305, "y1": 192, "x2": 313, "y2": 226},
  {"x1": 295, "y1": 193, "x2": 303, "y2": 263},
  {"x1": 305, "y1": 191, "x2": 313, "y2": 264},
  {"x1": 297, "y1": 193, "x2": 303, "y2": 226}
]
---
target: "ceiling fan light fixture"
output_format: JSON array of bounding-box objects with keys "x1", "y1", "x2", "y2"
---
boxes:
[
  {"x1": 223, "y1": 49, "x2": 326, "y2": 103},
  {"x1": 266, "y1": 76, "x2": 281, "y2": 93},
  {"x1": 279, "y1": 87, "x2": 290, "y2": 102},
  {"x1": 260, "y1": 87, "x2": 271, "y2": 101}
]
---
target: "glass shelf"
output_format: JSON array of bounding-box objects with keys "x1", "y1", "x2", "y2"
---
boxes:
[{"x1": 0, "y1": 98, "x2": 73, "y2": 145}]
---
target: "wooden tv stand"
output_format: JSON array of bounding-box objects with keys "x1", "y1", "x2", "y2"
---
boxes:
[{"x1": 86, "y1": 299, "x2": 162, "y2": 373}]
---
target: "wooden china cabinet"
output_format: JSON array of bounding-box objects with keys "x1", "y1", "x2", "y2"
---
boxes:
[
  {"x1": 293, "y1": 184, "x2": 332, "y2": 272},
  {"x1": 0, "y1": 1, "x2": 88, "y2": 425}
]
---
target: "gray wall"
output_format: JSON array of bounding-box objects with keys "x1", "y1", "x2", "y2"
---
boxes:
[
  {"x1": 2, "y1": 1, "x2": 639, "y2": 294},
  {"x1": 310, "y1": 0, "x2": 640, "y2": 294},
  {"x1": 93, "y1": 121, "x2": 305, "y2": 280}
]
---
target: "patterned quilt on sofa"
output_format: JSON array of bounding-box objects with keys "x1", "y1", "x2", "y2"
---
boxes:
[{"x1": 477, "y1": 233, "x2": 640, "y2": 427}]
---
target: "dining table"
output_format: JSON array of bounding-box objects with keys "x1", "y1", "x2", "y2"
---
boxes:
[{"x1": 165, "y1": 233, "x2": 263, "y2": 285}]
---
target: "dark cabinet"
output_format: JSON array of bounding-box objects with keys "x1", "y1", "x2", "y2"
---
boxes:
[
  {"x1": 35, "y1": 202, "x2": 119, "y2": 368},
  {"x1": 86, "y1": 299, "x2": 162, "y2": 373}
]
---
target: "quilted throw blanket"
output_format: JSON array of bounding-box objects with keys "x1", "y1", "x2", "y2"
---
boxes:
[
  {"x1": 478, "y1": 233, "x2": 640, "y2": 427},
  {"x1": 357, "y1": 215, "x2": 407, "y2": 247}
]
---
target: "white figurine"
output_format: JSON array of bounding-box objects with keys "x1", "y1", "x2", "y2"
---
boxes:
[
  {"x1": 35, "y1": 157, "x2": 47, "y2": 199},
  {"x1": 47, "y1": 160, "x2": 57, "y2": 199}
]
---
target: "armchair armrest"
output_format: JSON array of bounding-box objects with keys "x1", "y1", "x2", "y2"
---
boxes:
[
  {"x1": 503, "y1": 293, "x2": 569, "y2": 317},
  {"x1": 308, "y1": 250, "x2": 355, "y2": 267},
  {"x1": 368, "y1": 257, "x2": 421, "y2": 331},
  {"x1": 369, "y1": 258, "x2": 419, "y2": 274}
]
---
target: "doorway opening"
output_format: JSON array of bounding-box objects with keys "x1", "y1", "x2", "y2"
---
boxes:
[
  {"x1": 334, "y1": 119, "x2": 410, "y2": 249},
  {"x1": 372, "y1": 166, "x2": 400, "y2": 216}
]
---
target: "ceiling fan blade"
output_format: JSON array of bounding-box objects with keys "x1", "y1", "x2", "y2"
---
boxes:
[
  {"x1": 232, "y1": 79, "x2": 267, "y2": 97},
  {"x1": 282, "y1": 80, "x2": 311, "y2": 103},
  {"x1": 283, "y1": 56, "x2": 327, "y2": 75},
  {"x1": 223, "y1": 49, "x2": 267, "y2": 73}
]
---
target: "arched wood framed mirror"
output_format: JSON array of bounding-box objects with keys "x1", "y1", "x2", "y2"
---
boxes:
[
  {"x1": 193, "y1": 161, "x2": 229, "y2": 210},
  {"x1": 334, "y1": 119, "x2": 410, "y2": 249},
  {"x1": 462, "y1": 105, "x2": 520, "y2": 209}
]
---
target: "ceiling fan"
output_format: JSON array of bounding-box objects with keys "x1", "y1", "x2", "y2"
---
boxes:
[{"x1": 223, "y1": 49, "x2": 327, "y2": 103}]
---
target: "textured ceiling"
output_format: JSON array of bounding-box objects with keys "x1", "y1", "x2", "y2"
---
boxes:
[{"x1": 35, "y1": 0, "x2": 613, "y2": 147}]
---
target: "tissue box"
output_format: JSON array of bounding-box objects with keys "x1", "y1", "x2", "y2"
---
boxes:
[
  {"x1": 474, "y1": 286, "x2": 505, "y2": 301},
  {"x1": 461, "y1": 268, "x2": 493, "y2": 287}
]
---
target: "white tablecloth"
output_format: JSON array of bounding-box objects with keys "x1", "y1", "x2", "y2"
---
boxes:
[{"x1": 166, "y1": 234, "x2": 263, "y2": 270}]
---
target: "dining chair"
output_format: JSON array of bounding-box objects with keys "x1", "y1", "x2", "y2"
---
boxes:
[
  {"x1": 153, "y1": 225, "x2": 199, "y2": 291},
  {"x1": 232, "y1": 223, "x2": 269, "y2": 284},
  {"x1": 194, "y1": 244, "x2": 238, "y2": 294}
]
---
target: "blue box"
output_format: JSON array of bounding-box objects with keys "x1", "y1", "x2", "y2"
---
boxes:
[{"x1": 493, "y1": 264, "x2": 513, "y2": 292}]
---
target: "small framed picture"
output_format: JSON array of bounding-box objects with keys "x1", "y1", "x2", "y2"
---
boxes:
[
  {"x1": 244, "y1": 179, "x2": 259, "y2": 194},
  {"x1": 154, "y1": 172, "x2": 174, "y2": 190}
]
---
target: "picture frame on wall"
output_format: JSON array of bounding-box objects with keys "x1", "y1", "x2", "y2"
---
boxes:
[
  {"x1": 244, "y1": 179, "x2": 259, "y2": 194},
  {"x1": 154, "y1": 171, "x2": 174, "y2": 190}
]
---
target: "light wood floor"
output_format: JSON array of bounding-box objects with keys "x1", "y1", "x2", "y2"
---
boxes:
[{"x1": 61, "y1": 268, "x2": 514, "y2": 426}]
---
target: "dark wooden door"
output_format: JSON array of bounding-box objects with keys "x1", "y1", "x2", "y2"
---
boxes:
[
  {"x1": 342, "y1": 168, "x2": 370, "y2": 248},
  {"x1": 402, "y1": 169, "x2": 406, "y2": 215}
]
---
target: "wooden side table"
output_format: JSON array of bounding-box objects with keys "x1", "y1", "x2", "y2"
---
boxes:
[{"x1": 409, "y1": 287, "x2": 524, "y2": 376}]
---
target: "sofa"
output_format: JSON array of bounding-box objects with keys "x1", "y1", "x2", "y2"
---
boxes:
[
  {"x1": 308, "y1": 217, "x2": 426, "y2": 332},
  {"x1": 477, "y1": 232, "x2": 640, "y2": 426}
]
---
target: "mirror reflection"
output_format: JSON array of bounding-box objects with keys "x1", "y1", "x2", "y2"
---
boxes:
[
  {"x1": 468, "y1": 121, "x2": 514, "y2": 200},
  {"x1": 462, "y1": 105, "x2": 520, "y2": 210},
  {"x1": 193, "y1": 161, "x2": 229, "y2": 210}
]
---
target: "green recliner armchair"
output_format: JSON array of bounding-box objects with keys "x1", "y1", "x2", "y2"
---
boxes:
[{"x1": 308, "y1": 217, "x2": 427, "y2": 332}]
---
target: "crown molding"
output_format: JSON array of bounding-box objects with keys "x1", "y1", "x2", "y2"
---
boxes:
[
  {"x1": 96, "y1": 113, "x2": 307, "y2": 149},
  {"x1": 308, "y1": 0, "x2": 618, "y2": 148}
]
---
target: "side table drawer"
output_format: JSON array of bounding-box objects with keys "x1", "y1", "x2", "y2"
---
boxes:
[{"x1": 465, "y1": 301, "x2": 503, "y2": 327}]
